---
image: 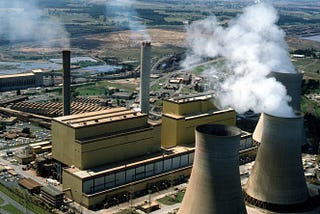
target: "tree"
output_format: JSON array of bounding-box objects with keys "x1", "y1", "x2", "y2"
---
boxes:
[{"x1": 22, "y1": 127, "x2": 30, "y2": 135}]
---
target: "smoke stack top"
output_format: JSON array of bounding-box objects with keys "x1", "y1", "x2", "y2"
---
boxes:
[
  {"x1": 183, "y1": 3, "x2": 296, "y2": 117},
  {"x1": 142, "y1": 41, "x2": 151, "y2": 47}
]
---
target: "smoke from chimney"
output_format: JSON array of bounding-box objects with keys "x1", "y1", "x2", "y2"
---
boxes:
[
  {"x1": 183, "y1": 3, "x2": 295, "y2": 117},
  {"x1": 0, "y1": 1, "x2": 69, "y2": 48},
  {"x1": 105, "y1": 0, "x2": 150, "y2": 42}
]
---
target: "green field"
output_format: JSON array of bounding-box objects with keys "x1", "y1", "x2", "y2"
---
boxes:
[
  {"x1": 156, "y1": 191, "x2": 185, "y2": 205},
  {"x1": 1, "y1": 204, "x2": 24, "y2": 214}
]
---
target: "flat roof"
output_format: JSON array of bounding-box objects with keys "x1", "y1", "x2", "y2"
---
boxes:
[
  {"x1": 53, "y1": 107, "x2": 146, "y2": 128},
  {"x1": 0, "y1": 72, "x2": 35, "y2": 79},
  {"x1": 41, "y1": 186, "x2": 63, "y2": 197},
  {"x1": 165, "y1": 93, "x2": 214, "y2": 104},
  {"x1": 64, "y1": 145, "x2": 195, "y2": 180}
]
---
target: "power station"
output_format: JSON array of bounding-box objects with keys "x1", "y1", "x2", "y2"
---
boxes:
[{"x1": 49, "y1": 45, "x2": 317, "y2": 212}]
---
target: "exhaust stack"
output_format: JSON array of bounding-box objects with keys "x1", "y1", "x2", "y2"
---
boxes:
[
  {"x1": 178, "y1": 124, "x2": 247, "y2": 214},
  {"x1": 140, "y1": 41, "x2": 151, "y2": 114},
  {"x1": 62, "y1": 50, "x2": 71, "y2": 116},
  {"x1": 245, "y1": 112, "x2": 310, "y2": 212}
]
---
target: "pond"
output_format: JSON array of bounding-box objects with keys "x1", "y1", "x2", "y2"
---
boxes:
[{"x1": 301, "y1": 35, "x2": 320, "y2": 42}]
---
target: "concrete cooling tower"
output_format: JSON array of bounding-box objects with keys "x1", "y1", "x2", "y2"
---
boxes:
[
  {"x1": 269, "y1": 71, "x2": 303, "y2": 111},
  {"x1": 244, "y1": 112, "x2": 310, "y2": 212},
  {"x1": 178, "y1": 124, "x2": 247, "y2": 214},
  {"x1": 140, "y1": 41, "x2": 151, "y2": 114}
]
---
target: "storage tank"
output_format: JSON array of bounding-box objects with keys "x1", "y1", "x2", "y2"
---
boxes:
[
  {"x1": 178, "y1": 124, "x2": 247, "y2": 214},
  {"x1": 244, "y1": 112, "x2": 310, "y2": 212}
]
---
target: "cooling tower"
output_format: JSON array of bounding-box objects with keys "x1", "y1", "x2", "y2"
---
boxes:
[
  {"x1": 140, "y1": 41, "x2": 151, "y2": 114},
  {"x1": 269, "y1": 71, "x2": 303, "y2": 111},
  {"x1": 245, "y1": 112, "x2": 310, "y2": 212},
  {"x1": 178, "y1": 124, "x2": 247, "y2": 214},
  {"x1": 62, "y1": 50, "x2": 71, "y2": 116}
]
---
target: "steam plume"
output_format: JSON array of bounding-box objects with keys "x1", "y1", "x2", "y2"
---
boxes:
[
  {"x1": 184, "y1": 3, "x2": 295, "y2": 117},
  {"x1": 0, "y1": 1, "x2": 69, "y2": 48},
  {"x1": 106, "y1": 0, "x2": 151, "y2": 41}
]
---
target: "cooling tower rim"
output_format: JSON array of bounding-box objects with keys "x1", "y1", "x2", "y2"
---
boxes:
[
  {"x1": 196, "y1": 124, "x2": 241, "y2": 138},
  {"x1": 262, "y1": 111, "x2": 304, "y2": 119}
]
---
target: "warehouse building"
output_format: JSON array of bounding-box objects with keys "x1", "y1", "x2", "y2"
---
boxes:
[{"x1": 0, "y1": 70, "x2": 46, "y2": 92}]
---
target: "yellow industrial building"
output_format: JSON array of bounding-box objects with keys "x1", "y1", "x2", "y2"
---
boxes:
[
  {"x1": 52, "y1": 107, "x2": 161, "y2": 170},
  {"x1": 52, "y1": 94, "x2": 243, "y2": 208},
  {"x1": 161, "y1": 94, "x2": 236, "y2": 148}
]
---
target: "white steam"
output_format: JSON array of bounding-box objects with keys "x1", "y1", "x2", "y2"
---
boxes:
[
  {"x1": 106, "y1": 0, "x2": 151, "y2": 41},
  {"x1": 0, "y1": 1, "x2": 69, "y2": 48},
  {"x1": 184, "y1": 3, "x2": 295, "y2": 117}
]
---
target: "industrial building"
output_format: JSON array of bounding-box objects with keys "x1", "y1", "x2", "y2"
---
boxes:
[
  {"x1": 161, "y1": 93, "x2": 237, "y2": 148},
  {"x1": 51, "y1": 90, "x2": 246, "y2": 208},
  {"x1": 52, "y1": 107, "x2": 161, "y2": 169},
  {"x1": 0, "y1": 69, "x2": 46, "y2": 92}
]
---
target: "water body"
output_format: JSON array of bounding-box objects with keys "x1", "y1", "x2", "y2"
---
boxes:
[
  {"x1": 0, "y1": 61, "x2": 122, "y2": 76},
  {"x1": 49, "y1": 57, "x2": 98, "y2": 64},
  {"x1": 0, "y1": 61, "x2": 61, "y2": 75},
  {"x1": 76, "y1": 64, "x2": 122, "y2": 74},
  {"x1": 301, "y1": 35, "x2": 320, "y2": 42}
]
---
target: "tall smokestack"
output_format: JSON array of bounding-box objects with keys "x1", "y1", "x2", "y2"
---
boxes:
[
  {"x1": 62, "y1": 50, "x2": 71, "y2": 116},
  {"x1": 244, "y1": 112, "x2": 310, "y2": 212},
  {"x1": 178, "y1": 124, "x2": 247, "y2": 214},
  {"x1": 268, "y1": 72, "x2": 303, "y2": 111},
  {"x1": 140, "y1": 41, "x2": 151, "y2": 114}
]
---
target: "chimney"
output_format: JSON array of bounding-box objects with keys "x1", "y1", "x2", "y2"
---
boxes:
[
  {"x1": 140, "y1": 41, "x2": 151, "y2": 114},
  {"x1": 244, "y1": 112, "x2": 310, "y2": 212},
  {"x1": 268, "y1": 71, "x2": 303, "y2": 111},
  {"x1": 178, "y1": 124, "x2": 247, "y2": 214},
  {"x1": 62, "y1": 50, "x2": 71, "y2": 116}
]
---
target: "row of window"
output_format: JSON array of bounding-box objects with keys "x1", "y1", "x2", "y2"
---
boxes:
[
  {"x1": 82, "y1": 137, "x2": 253, "y2": 194},
  {"x1": 83, "y1": 152, "x2": 194, "y2": 194},
  {"x1": 0, "y1": 78, "x2": 36, "y2": 88}
]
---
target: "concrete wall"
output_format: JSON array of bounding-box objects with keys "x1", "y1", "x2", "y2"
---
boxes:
[
  {"x1": 80, "y1": 127, "x2": 161, "y2": 169},
  {"x1": 52, "y1": 120, "x2": 81, "y2": 167},
  {"x1": 52, "y1": 118, "x2": 161, "y2": 170},
  {"x1": 62, "y1": 170, "x2": 83, "y2": 204},
  {"x1": 75, "y1": 116, "x2": 148, "y2": 139}
]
